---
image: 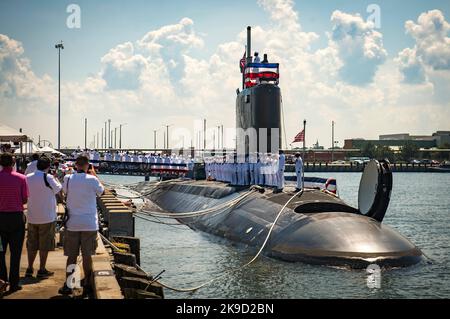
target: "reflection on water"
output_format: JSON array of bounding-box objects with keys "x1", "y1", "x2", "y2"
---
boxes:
[{"x1": 99, "y1": 173, "x2": 450, "y2": 298}]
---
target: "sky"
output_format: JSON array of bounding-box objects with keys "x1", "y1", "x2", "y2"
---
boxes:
[{"x1": 1, "y1": 0, "x2": 449, "y2": 149}]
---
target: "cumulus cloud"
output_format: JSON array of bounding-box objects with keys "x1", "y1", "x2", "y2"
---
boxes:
[
  {"x1": 99, "y1": 18, "x2": 204, "y2": 91},
  {"x1": 0, "y1": 34, "x2": 54, "y2": 102},
  {"x1": 1, "y1": 0, "x2": 449, "y2": 149},
  {"x1": 397, "y1": 10, "x2": 450, "y2": 83},
  {"x1": 326, "y1": 10, "x2": 387, "y2": 85}
]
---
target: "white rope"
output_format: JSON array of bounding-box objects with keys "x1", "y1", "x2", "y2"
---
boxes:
[
  {"x1": 135, "y1": 189, "x2": 303, "y2": 293},
  {"x1": 135, "y1": 189, "x2": 257, "y2": 219}
]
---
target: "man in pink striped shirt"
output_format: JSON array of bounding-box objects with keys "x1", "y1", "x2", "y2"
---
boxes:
[{"x1": 0, "y1": 153, "x2": 28, "y2": 293}]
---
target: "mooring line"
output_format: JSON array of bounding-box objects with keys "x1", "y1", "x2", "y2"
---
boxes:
[{"x1": 100, "y1": 189, "x2": 304, "y2": 293}]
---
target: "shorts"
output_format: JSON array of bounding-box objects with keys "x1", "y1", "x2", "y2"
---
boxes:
[
  {"x1": 27, "y1": 222, "x2": 56, "y2": 252},
  {"x1": 63, "y1": 230, "x2": 98, "y2": 257}
]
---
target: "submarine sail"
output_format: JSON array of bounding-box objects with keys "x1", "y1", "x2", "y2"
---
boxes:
[{"x1": 236, "y1": 26, "x2": 281, "y2": 155}]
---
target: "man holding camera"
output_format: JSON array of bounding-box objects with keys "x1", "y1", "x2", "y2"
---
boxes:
[
  {"x1": 59, "y1": 155, "x2": 104, "y2": 295},
  {"x1": 25, "y1": 155, "x2": 62, "y2": 278}
]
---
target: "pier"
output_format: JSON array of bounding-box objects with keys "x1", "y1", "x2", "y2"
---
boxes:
[{"x1": 2, "y1": 191, "x2": 164, "y2": 299}]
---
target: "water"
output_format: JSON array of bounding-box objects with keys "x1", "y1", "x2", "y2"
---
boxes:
[{"x1": 99, "y1": 173, "x2": 450, "y2": 298}]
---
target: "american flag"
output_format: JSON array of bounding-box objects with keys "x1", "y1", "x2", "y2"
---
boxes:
[
  {"x1": 240, "y1": 52, "x2": 246, "y2": 73},
  {"x1": 292, "y1": 129, "x2": 305, "y2": 143}
]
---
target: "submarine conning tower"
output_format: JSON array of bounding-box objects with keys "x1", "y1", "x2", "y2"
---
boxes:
[{"x1": 236, "y1": 26, "x2": 282, "y2": 157}]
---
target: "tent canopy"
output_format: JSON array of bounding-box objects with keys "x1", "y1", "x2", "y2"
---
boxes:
[
  {"x1": 39, "y1": 146, "x2": 65, "y2": 156},
  {"x1": 0, "y1": 123, "x2": 29, "y2": 142}
]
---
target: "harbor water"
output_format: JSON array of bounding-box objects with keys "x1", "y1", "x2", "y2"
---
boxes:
[{"x1": 100, "y1": 173, "x2": 450, "y2": 298}]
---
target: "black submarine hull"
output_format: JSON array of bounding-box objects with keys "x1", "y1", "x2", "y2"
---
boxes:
[{"x1": 134, "y1": 180, "x2": 422, "y2": 268}]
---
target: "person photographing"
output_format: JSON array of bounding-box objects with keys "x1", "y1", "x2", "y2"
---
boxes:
[
  {"x1": 59, "y1": 155, "x2": 104, "y2": 295},
  {"x1": 25, "y1": 155, "x2": 62, "y2": 278}
]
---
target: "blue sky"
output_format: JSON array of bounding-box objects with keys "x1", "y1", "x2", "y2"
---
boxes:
[
  {"x1": 1, "y1": 0, "x2": 449, "y2": 149},
  {"x1": 1, "y1": 0, "x2": 448, "y2": 81}
]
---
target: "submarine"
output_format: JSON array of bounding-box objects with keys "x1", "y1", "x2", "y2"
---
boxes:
[{"x1": 133, "y1": 26, "x2": 423, "y2": 268}]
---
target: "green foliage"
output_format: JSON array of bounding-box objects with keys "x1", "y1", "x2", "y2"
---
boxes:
[
  {"x1": 374, "y1": 145, "x2": 395, "y2": 161},
  {"x1": 400, "y1": 141, "x2": 419, "y2": 161},
  {"x1": 361, "y1": 142, "x2": 376, "y2": 158}
]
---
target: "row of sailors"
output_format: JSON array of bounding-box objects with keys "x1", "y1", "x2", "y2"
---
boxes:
[
  {"x1": 204, "y1": 151, "x2": 288, "y2": 190},
  {"x1": 72, "y1": 150, "x2": 195, "y2": 167}
]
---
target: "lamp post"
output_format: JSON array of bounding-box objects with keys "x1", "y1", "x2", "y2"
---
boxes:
[
  {"x1": 153, "y1": 129, "x2": 158, "y2": 149},
  {"x1": 104, "y1": 122, "x2": 107, "y2": 149},
  {"x1": 114, "y1": 127, "x2": 117, "y2": 149},
  {"x1": 203, "y1": 119, "x2": 206, "y2": 150},
  {"x1": 331, "y1": 120, "x2": 334, "y2": 162},
  {"x1": 84, "y1": 118, "x2": 87, "y2": 150},
  {"x1": 55, "y1": 41, "x2": 64, "y2": 149},
  {"x1": 119, "y1": 123, "x2": 127, "y2": 149},
  {"x1": 163, "y1": 125, "x2": 172, "y2": 149},
  {"x1": 108, "y1": 119, "x2": 111, "y2": 148}
]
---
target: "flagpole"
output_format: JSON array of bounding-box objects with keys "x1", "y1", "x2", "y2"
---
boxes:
[
  {"x1": 242, "y1": 45, "x2": 246, "y2": 90},
  {"x1": 302, "y1": 119, "x2": 306, "y2": 190},
  {"x1": 302, "y1": 119, "x2": 306, "y2": 160}
]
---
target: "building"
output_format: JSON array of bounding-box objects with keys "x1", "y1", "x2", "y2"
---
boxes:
[
  {"x1": 344, "y1": 131, "x2": 450, "y2": 149},
  {"x1": 432, "y1": 131, "x2": 450, "y2": 148}
]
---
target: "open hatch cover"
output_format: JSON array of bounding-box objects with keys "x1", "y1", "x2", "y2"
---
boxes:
[{"x1": 358, "y1": 159, "x2": 393, "y2": 222}]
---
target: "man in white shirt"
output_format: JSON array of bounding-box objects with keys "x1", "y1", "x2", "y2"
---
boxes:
[
  {"x1": 26, "y1": 156, "x2": 62, "y2": 278},
  {"x1": 276, "y1": 151, "x2": 285, "y2": 192},
  {"x1": 59, "y1": 155, "x2": 104, "y2": 295},
  {"x1": 294, "y1": 153, "x2": 304, "y2": 191},
  {"x1": 24, "y1": 153, "x2": 40, "y2": 175},
  {"x1": 253, "y1": 52, "x2": 261, "y2": 63}
]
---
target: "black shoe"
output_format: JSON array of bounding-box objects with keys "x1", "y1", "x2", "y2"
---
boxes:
[
  {"x1": 25, "y1": 268, "x2": 34, "y2": 278},
  {"x1": 37, "y1": 269, "x2": 55, "y2": 278},
  {"x1": 82, "y1": 285, "x2": 93, "y2": 298},
  {"x1": 58, "y1": 284, "x2": 73, "y2": 296},
  {"x1": 9, "y1": 285, "x2": 22, "y2": 293},
  {"x1": 0, "y1": 280, "x2": 8, "y2": 294}
]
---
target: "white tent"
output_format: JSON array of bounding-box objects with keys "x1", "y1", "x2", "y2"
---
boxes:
[
  {"x1": 39, "y1": 146, "x2": 66, "y2": 157},
  {"x1": 0, "y1": 123, "x2": 29, "y2": 142},
  {"x1": 14, "y1": 143, "x2": 40, "y2": 154}
]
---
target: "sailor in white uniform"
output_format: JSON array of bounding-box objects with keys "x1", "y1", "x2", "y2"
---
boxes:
[
  {"x1": 277, "y1": 150, "x2": 285, "y2": 191},
  {"x1": 295, "y1": 153, "x2": 303, "y2": 191},
  {"x1": 253, "y1": 52, "x2": 261, "y2": 63}
]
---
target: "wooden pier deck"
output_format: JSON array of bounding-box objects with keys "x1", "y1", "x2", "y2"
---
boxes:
[{"x1": 2, "y1": 205, "x2": 122, "y2": 299}]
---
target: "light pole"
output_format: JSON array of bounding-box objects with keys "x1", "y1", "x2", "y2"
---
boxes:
[
  {"x1": 84, "y1": 118, "x2": 87, "y2": 150},
  {"x1": 55, "y1": 41, "x2": 64, "y2": 149},
  {"x1": 97, "y1": 131, "x2": 99, "y2": 149},
  {"x1": 163, "y1": 124, "x2": 172, "y2": 149},
  {"x1": 203, "y1": 119, "x2": 206, "y2": 150},
  {"x1": 331, "y1": 121, "x2": 335, "y2": 162},
  {"x1": 217, "y1": 125, "x2": 220, "y2": 149},
  {"x1": 108, "y1": 119, "x2": 111, "y2": 148},
  {"x1": 153, "y1": 130, "x2": 158, "y2": 149},
  {"x1": 119, "y1": 123, "x2": 127, "y2": 149},
  {"x1": 221, "y1": 125, "x2": 224, "y2": 149},
  {"x1": 101, "y1": 128, "x2": 104, "y2": 149},
  {"x1": 104, "y1": 122, "x2": 107, "y2": 149},
  {"x1": 114, "y1": 127, "x2": 117, "y2": 149}
]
